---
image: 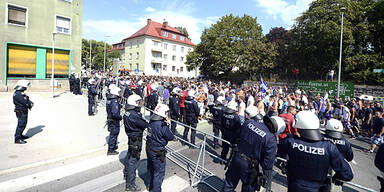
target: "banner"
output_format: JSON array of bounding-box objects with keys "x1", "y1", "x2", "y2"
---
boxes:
[{"x1": 295, "y1": 80, "x2": 354, "y2": 99}]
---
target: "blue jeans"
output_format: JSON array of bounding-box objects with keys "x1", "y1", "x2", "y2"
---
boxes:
[
  {"x1": 146, "y1": 147, "x2": 166, "y2": 192},
  {"x1": 108, "y1": 121, "x2": 120, "y2": 151}
]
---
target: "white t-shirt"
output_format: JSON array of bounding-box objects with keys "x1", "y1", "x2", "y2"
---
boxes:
[
  {"x1": 239, "y1": 101, "x2": 246, "y2": 116},
  {"x1": 247, "y1": 95, "x2": 254, "y2": 107},
  {"x1": 341, "y1": 106, "x2": 350, "y2": 121}
]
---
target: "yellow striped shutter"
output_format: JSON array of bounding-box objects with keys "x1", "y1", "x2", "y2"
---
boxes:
[
  {"x1": 7, "y1": 46, "x2": 36, "y2": 75},
  {"x1": 46, "y1": 50, "x2": 69, "y2": 75}
]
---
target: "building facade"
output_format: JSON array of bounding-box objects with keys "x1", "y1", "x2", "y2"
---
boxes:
[
  {"x1": 0, "y1": 0, "x2": 83, "y2": 91},
  {"x1": 111, "y1": 19, "x2": 198, "y2": 78}
]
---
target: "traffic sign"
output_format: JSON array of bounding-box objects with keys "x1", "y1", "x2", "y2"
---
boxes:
[{"x1": 373, "y1": 69, "x2": 384, "y2": 73}]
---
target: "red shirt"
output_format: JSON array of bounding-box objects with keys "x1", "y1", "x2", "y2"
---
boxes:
[
  {"x1": 278, "y1": 113, "x2": 297, "y2": 140},
  {"x1": 179, "y1": 91, "x2": 187, "y2": 108}
]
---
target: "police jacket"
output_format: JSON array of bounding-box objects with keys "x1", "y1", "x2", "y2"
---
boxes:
[
  {"x1": 278, "y1": 136, "x2": 353, "y2": 192},
  {"x1": 148, "y1": 91, "x2": 158, "y2": 108},
  {"x1": 135, "y1": 86, "x2": 143, "y2": 97},
  {"x1": 221, "y1": 108, "x2": 241, "y2": 133},
  {"x1": 69, "y1": 75, "x2": 75, "y2": 83},
  {"x1": 212, "y1": 104, "x2": 224, "y2": 126},
  {"x1": 375, "y1": 145, "x2": 384, "y2": 173},
  {"x1": 238, "y1": 120, "x2": 277, "y2": 170},
  {"x1": 13, "y1": 90, "x2": 33, "y2": 112},
  {"x1": 88, "y1": 85, "x2": 97, "y2": 97},
  {"x1": 323, "y1": 136, "x2": 354, "y2": 162},
  {"x1": 185, "y1": 96, "x2": 199, "y2": 119},
  {"x1": 106, "y1": 96, "x2": 122, "y2": 121},
  {"x1": 146, "y1": 120, "x2": 175, "y2": 151},
  {"x1": 124, "y1": 109, "x2": 148, "y2": 137},
  {"x1": 169, "y1": 94, "x2": 180, "y2": 117},
  {"x1": 123, "y1": 85, "x2": 132, "y2": 98}
]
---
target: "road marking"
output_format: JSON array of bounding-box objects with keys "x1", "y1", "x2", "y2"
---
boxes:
[
  {"x1": 143, "y1": 175, "x2": 189, "y2": 192},
  {"x1": 0, "y1": 155, "x2": 120, "y2": 192},
  {"x1": 61, "y1": 170, "x2": 123, "y2": 192}
]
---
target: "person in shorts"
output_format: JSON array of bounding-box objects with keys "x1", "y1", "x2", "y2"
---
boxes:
[{"x1": 370, "y1": 110, "x2": 384, "y2": 153}]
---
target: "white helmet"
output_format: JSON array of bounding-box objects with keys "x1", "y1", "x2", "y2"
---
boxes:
[
  {"x1": 108, "y1": 84, "x2": 117, "y2": 90},
  {"x1": 325, "y1": 118, "x2": 344, "y2": 139},
  {"x1": 120, "y1": 80, "x2": 126, "y2": 85},
  {"x1": 270, "y1": 116, "x2": 286, "y2": 134},
  {"x1": 15, "y1": 80, "x2": 31, "y2": 91},
  {"x1": 245, "y1": 106, "x2": 259, "y2": 118},
  {"x1": 227, "y1": 101, "x2": 238, "y2": 112},
  {"x1": 150, "y1": 103, "x2": 169, "y2": 121},
  {"x1": 151, "y1": 84, "x2": 158, "y2": 91},
  {"x1": 188, "y1": 90, "x2": 196, "y2": 98},
  {"x1": 110, "y1": 86, "x2": 121, "y2": 96},
  {"x1": 126, "y1": 94, "x2": 143, "y2": 110},
  {"x1": 88, "y1": 78, "x2": 96, "y2": 85},
  {"x1": 172, "y1": 87, "x2": 181, "y2": 94},
  {"x1": 216, "y1": 96, "x2": 225, "y2": 105},
  {"x1": 294, "y1": 111, "x2": 322, "y2": 141}
]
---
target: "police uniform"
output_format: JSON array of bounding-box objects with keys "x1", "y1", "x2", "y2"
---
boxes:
[
  {"x1": 69, "y1": 74, "x2": 75, "y2": 93},
  {"x1": 221, "y1": 108, "x2": 241, "y2": 160},
  {"x1": 323, "y1": 136, "x2": 353, "y2": 162},
  {"x1": 13, "y1": 89, "x2": 33, "y2": 143},
  {"x1": 211, "y1": 103, "x2": 224, "y2": 148},
  {"x1": 106, "y1": 95, "x2": 122, "y2": 154},
  {"x1": 375, "y1": 145, "x2": 384, "y2": 192},
  {"x1": 146, "y1": 119, "x2": 175, "y2": 192},
  {"x1": 148, "y1": 91, "x2": 159, "y2": 112},
  {"x1": 278, "y1": 136, "x2": 354, "y2": 192},
  {"x1": 183, "y1": 96, "x2": 200, "y2": 146},
  {"x1": 74, "y1": 77, "x2": 81, "y2": 95},
  {"x1": 223, "y1": 119, "x2": 277, "y2": 192},
  {"x1": 169, "y1": 92, "x2": 180, "y2": 134},
  {"x1": 123, "y1": 108, "x2": 148, "y2": 190},
  {"x1": 88, "y1": 84, "x2": 97, "y2": 115}
]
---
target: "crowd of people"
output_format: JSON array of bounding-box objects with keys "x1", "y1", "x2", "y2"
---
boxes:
[{"x1": 70, "y1": 71, "x2": 384, "y2": 192}]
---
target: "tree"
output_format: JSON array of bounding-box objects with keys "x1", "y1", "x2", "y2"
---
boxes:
[
  {"x1": 81, "y1": 39, "x2": 121, "y2": 71},
  {"x1": 186, "y1": 14, "x2": 277, "y2": 81},
  {"x1": 176, "y1": 26, "x2": 189, "y2": 38}
]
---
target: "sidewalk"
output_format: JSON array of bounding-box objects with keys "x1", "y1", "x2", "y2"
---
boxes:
[{"x1": 0, "y1": 91, "x2": 128, "y2": 171}]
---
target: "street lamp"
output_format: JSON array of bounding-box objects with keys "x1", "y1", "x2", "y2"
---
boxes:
[
  {"x1": 89, "y1": 39, "x2": 92, "y2": 74},
  {"x1": 103, "y1": 35, "x2": 110, "y2": 73},
  {"x1": 52, "y1": 31, "x2": 57, "y2": 98},
  {"x1": 337, "y1": 7, "x2": 345, "y2": 98}
]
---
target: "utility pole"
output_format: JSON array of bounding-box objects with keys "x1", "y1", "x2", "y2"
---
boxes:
[
  {"x1": 103, "y1": 35, "x2": 110, "y2": 73},
  {"x1": 89, "y1": 40, "x2": 92, "y2": 74},
  {"x1": 337, "y1": 7, "x2": 345, "y2": 98},
  {"x1": 52, "y1": 32, "x2": 56, "y2": 98}
]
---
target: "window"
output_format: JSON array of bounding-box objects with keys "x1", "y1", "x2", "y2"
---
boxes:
[
  {"x1": 180, "y1": 57, "x2": 184, "y2": 62},
  {"x1": 163, "y1": 31, "x2": 168, "y2": 37},
  {"x1": 7, "y1": 4, "x2": 27, "y2": 26},
  {"x1": 163, "y1": 65, "x2": 167, "y2": 71},
  {"x1": 129, "y1": 53, "x2": 132, "y2": 60},
  {"x1": 180, "y1": 67, "x2": 184, "y2": 72},
  {"x1": 56, "y1": 16, "x2": 71, "y2": 34},
  {"x1": 163, "y1": 54, "x2": 168, "y2": 60},
  {"x1": 180, "y1": 36, "x2": 185, "y2": 41},
  {"x1": 173, "y1": 45, "x2": 176, "y2": 51},
  {"x1": 172, "y1": 55, "x2": 176, "y2": 61},
  {"x1": 136, "y1": 40, "x2": 140, "y2": 48},
  {"x1": 172, "y1": 66, "x2": 176, "y2": 72},
  {"x1": 164, "y1": 43, "x2": 168, "y2": 49},
  {"x1": 136, "y1": 63, "x2": 139, "y2": 70},
  {"x1": 153, "y1": 41, "x2": 159, "y2": 47},
  {"x1": 152, "y1": 52, "x2": 161, "y2": 58},
  {"x1": 181, "y1": 47, "x2": 184, "y2": 52},
  {"x1": 136, "y1": 52, "x2": 139, "y2": 59},
  {"x1": 172, "y1": 34, "x2": 176, "y2": 39},
  {"x1": 129, "y1": 63, "x2": 132, "y2": 70}
]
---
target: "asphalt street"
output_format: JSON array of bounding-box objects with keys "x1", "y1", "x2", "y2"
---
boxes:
[{"x1": 0, "y1": 91, "x2": 381, "y2": 192}]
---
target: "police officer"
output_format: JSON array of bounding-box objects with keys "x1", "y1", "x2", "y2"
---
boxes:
[
  {"x1": 74, "y1": 73, "x2": 81, "y2": 95},
  {"x1": 148, "y1": 84, "x2": 159, "y2": 114},
  {"x1": 221, "y1": 101, "x2": 241, "y2": 161},
  {"x1": 106, "y1": 86, "x2": 122, "y2": 155},
  {"x1": 69, "y1": 73, "x2": 75, "y2": 93},
  {"x1": 278, "y1": 111, "x2": 354, "y2": 192},
  {"x1": 223, "y1": 106, "x2": 286, "y2": 192},
  {"x1": 13, "y1": 80, "x2": 33, "y2": 144},
  {"x1": 146, "y1": 104, "x2": 176, "y2": 192},
  {"x1": 324, "y1": 119, "x2": 354, "y2": 162},
  {"x1": 375, "y1": 145, "x2": 384, "y2": 192},
  {"x1": 88, "y1": 78, "x2": 97, "y2": 116},
  {"x1": 123, "y1": 95, "x2": 148, "y2": 191},
  {"x1": 169, "y1": 87, "x2": 181, "y2": 135},
  {"x1": 211, "y1": 96, "x2": 225, "y2": 149},
  {"x1": 183, "y1": 90, "x2": 200, "y2": 147}
]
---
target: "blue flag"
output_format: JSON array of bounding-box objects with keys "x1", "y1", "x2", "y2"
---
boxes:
[{"x1": 260, "y1": 75, "x2": 267, "y2": 94}]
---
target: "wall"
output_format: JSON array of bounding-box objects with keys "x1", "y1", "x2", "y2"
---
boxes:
[{"x1": 0, "y1": 0, "x2": 83, "y2": 91}]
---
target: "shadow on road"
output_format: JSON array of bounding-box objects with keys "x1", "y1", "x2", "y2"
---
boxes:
[
  {"x1": 350, "y1": 143, "x2": 368, "y2": 151},
  {"x1": 25, "y1": 125, "x2": 45, "y2": 138},
  {"x1": 137, "y1": 159, "x2": 150, "y2": 188}
]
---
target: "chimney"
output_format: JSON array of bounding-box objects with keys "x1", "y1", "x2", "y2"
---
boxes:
[
  {"x1": 147, "y1": 19, "x2": 151, "y2": 25},
  {"x1": 162, "y1": 21, "x2": 168, "y2": 28}
]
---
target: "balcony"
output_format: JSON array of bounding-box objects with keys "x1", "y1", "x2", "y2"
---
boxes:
[
  {"x1": 151, "y1": 46, "x2": 162, "y2": 52},
  {"x1": 151, "y1": 57, "x2": 162, "y2": 64}
]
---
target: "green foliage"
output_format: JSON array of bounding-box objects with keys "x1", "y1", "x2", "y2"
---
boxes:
[
  {"x1": 81, "y1": 39, "x2": 121, "y2": 71},
  {"x1": 176, "y1": 26, "x2": 190, "y2": 38},
  {"x1": 186, "y1": 14, "x2": 277, "y2": 80}
]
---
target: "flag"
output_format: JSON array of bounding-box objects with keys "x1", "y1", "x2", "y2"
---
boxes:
[{"x1": 260, "y1": 75, "x2": 267, "y2": 93}]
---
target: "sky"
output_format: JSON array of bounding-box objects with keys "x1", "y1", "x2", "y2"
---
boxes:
[{"x1": 82, "y1": 0, "x2": 315, "y2": 44}]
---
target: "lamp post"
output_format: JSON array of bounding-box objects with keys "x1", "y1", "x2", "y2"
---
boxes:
[
  {"x1": 337, "y1": 7, "x2": 345, "y2": 98},
  {"x1": 103, "y1": 35, "x2": 110, "y2": 73},
  {"x1": 52, "y1": 32, "x2": 56, "y2": 98},
  {"x1": 89, "y1": 39, "x2": 92, "y2": 74}
]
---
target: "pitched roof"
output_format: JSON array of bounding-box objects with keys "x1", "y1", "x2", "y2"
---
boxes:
[{"x1": 122, "y1": 19, "x2": 194, "y2": 46}]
